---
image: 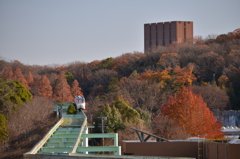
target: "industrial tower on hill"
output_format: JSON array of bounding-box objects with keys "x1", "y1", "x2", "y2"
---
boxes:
[{"x1": 144, "y1": 21, "x2": 193, "y2": 51}]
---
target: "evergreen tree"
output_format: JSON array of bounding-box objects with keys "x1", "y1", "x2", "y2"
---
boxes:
[
  {"x1": 0, "y1": 78, "x2": 32, "y2": 114},
  {"x1": 65, "y1": 72, "x2": 75, "y2": 85},
  {"x1": 112, "y1": 97, "x2": 140, "y2": 123},
  {"x1": 107, "y1": 77, "x2": 120, "y2": 92},
  {"x1": 102, "y1": 104, "x2": 124, "y2": 132},
  {"x1": 136, "y1": 108, "x2": 151, "y2": 124}
]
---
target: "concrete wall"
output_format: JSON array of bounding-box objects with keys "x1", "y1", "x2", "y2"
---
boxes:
[{"x1": 123, "y1": 141, "x2": 240, "y2": 159}]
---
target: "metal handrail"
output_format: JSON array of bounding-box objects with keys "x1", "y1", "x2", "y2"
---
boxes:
[
  {"x1": 26, "y1": 118, "x2": 64, "y2": 154},
  {"x1": 71, "y1": 109, "x2": 87, "y2": 153}
]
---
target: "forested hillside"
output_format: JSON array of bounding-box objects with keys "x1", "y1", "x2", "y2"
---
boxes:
[{"x1": 0, "y1": 28, "x2": 240, "y2": 158}]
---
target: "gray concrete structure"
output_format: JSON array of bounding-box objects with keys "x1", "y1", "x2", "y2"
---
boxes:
[{"x1": 144, "y1": 21, "x2": 193, "y2": 51}]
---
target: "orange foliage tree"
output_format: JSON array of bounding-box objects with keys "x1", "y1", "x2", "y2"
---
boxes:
[
  {"x1": 138, "y1": 70, "x2": 171, "y2": 88},
  {"x1": 138, "y1": 66, "x2": 196, "y2": 89},
  {"x1": 13, "y1": 68, "x2": 30, "y2": 90},
  {"x1": 112, "y1": 59, "x2": 128, "y2": 70},
  {"x1": 52, "y1": 71, "x2": 73, "y2": 102},
  {"x1": 37, "y1": 75, "x2": 53, "y2": 98},
  {"x1": 161, "y1": 86, "x2": 224, "y2": 139},
  {"x1": 138, "y1": 70, "x2": 171, "y2": 82},
  {"x1": 172, "y1": 65, "x2": 196, "y2": 86},
  {"x1": 71, "y1": 79, "x2": 83, "y2": 97},
  {"x1": 26, "y1": 72, "x2": 34, "y2": 88},
  {"x1": 218, "y1": 75, "x2": 228, "y2": 87}
]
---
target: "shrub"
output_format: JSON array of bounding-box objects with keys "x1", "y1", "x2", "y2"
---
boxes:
[
  {"x1": 0, "y1": 78, "x2": 32, "y2": 114},
  {"x1": 67, "y1": 103, "x2": 77, "y2": 114},
  {"x1": 0, "y1": 114, "x2": 8, "y2": 143},
  {"x1": 56, "y1": 100, "x2": 63, "y2": 105}
]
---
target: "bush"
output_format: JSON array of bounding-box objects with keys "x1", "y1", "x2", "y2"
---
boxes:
[
  {"x1": 0, "y1": 78, "x2": 32, "y2": 114},
  {"x1": 0, "y1": 114, "x2": 8, "y2": 143},
  {"x1": 56, "y1": 100, "x2": 63, "y2": 105},
  {"x1": 67, "y1": 103, "x2": 77, "y2": 114}
]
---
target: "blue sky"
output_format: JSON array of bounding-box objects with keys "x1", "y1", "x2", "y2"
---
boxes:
[{"x1": 0, "y1": 0, "x2": 240, "y2": 66}]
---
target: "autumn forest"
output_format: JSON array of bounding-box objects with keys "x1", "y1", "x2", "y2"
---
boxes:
[{"x1": 0, "y1": 29, "x2": 240, "y2": 158}]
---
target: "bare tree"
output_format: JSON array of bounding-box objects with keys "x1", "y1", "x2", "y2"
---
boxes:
[
  {"x1": 90, "y1": 69, "x2": 118, "y2": 89},
  {"x1": 118, "y1": 123, "x2": 152, "y2": 147},
  {"x1": 152, "y1": 115, "x2": 189, "y2": 140},
  {"x1": 1, "y1": 97, "x2": 57, "y2": 159},
  {"x1": 1, "y1": 66, "x2": 14, "y2": 80},
  {"x1": 192, "y1": 85, "x2": 229, "y2": 110}
]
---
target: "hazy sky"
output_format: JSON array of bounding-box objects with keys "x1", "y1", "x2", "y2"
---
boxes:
[{"x1": 1, "y1": 0, "x2": 240, "y2": 66}]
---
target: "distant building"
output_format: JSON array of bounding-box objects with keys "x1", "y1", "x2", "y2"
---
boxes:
[{"x1": 144, "y1": 21, "x2": 193, "y2": 51}]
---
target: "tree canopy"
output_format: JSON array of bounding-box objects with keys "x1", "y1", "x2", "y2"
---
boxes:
[
  {"x1": 161, "y1": 86, "x2": 224, "y2": 139},
  {"x1": 102, "y1": 104, "x2": 124, "y2": 133},
  {"x1": 0, "y1": 78, "x2": 32, "y2": 114}
]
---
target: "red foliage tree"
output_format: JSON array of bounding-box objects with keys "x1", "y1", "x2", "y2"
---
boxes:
[
  {"x1": 52, "y1": 71, "x2": 73, "y2": 102},
  {"x1": 13, "y1": 68, "x2": 30, "y2": 90},
  {"x1": 37, "y1": 75, "x2": 53, "y2": 98},
  {"x1": 161, "y1": 86, "x2": 224, "y2": 139},
  {"x1": 26, "y1": 72, "x2": 34, "y2": 88},
  {"x1": 71, "y1": 79, "x2": 83, "y2": 97},
  {"x1": 1, "y1": 66, "x2": 14, "y2": 80}
]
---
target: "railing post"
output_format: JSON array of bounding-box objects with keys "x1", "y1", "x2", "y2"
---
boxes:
[
  {"x1": 114, "y1": 133, "x2": 118, "y2": 146},
  {"x1": 83, "y1": 126, "x2": 88, "y2": 154}
]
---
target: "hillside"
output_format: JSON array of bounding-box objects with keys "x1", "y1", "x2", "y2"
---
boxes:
[{"x1": 0, "y1": 28, "x2": 240, "y2": 158}]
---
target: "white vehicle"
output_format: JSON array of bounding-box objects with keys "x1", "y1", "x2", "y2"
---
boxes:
[{"x1": 75, "y1": 96, "x2": 85, "y2": 110}]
